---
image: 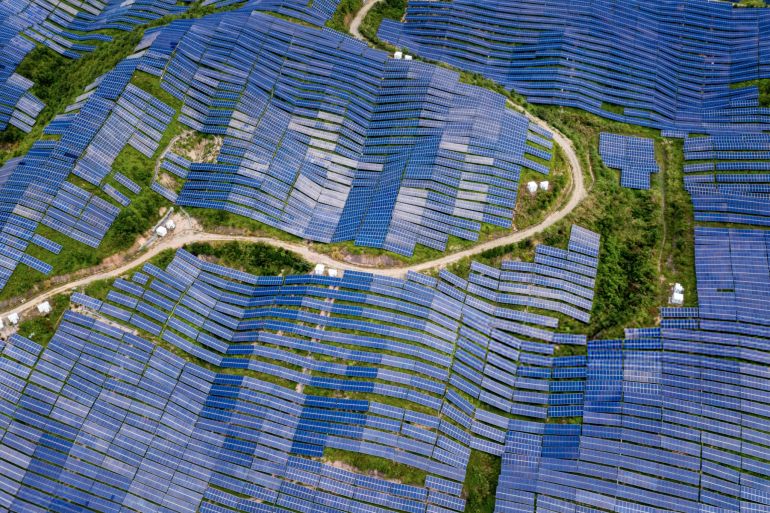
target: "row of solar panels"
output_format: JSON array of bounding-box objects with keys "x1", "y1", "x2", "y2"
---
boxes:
[
  {"x1": 493, "y1": 218, "x2": 770, "y2": 512},
  {"x1": 132, "y1": 11, "x2": 553, "y2": 256},
  {"x1": 378, "y1": 0, "x2": 770, "y2": 133},
  {"x1": 599, "y1": 133, "x2": 660, "y2": 190}
]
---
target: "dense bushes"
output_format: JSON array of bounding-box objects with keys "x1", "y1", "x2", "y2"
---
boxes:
[
  {"x1": 359, "y1": 0, "x2": 406, "y2": 47},
  {"x1": 326, "y1": 0, "x2": 362, "y2": 32},
  {"x1": 185, "y1": 241, "x2": 311, "y2": 276}
]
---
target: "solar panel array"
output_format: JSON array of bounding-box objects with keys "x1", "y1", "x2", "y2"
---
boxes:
[
  {"x1": 0, "y1": 34, "x2": 43, "y2": 132},
  {"x1": 683, "y1": 134, "x2": 770, "y2": 227},
  {"x1": 202, "y1": 0, "x2": 342, "y2": 25},
  {"x1": 0, "y1": 57, "x2": 171, "y2": 292},
  {"x1": 495, "y1": 226, "x2": 770, "y2": 512},
  {"x1": 0, "y1": 0, "x2": 188, "y2": 61},
  {"x1": 135, "y1": 11, "x2": 552, "y2": 256},
  {"x1": 378, "y1": 0, "x2": 770, "y2": 134},
  {"x1": 0, "y1": 224, "x2": 598, "y2": 512},
  {"x1": 599, "y1": 133, "x2": 659, "y2": 190}
]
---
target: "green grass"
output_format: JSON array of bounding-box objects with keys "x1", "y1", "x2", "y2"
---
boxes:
[
  {"x1": 322, "y1": 448, "x2": 427, "y2": 486},
  {"x1": 731, "y1": 79, "x2": 770, "y2": 107},
  {"x1": 359, "y1": 0, "x2": 405, "y2": 49},
  {"x1": 326, "y1": 0, "x2": 363, "y2": 32},
  {"x1": 185, "y1": 240, "x2": 311, "y2": 276},
  {"x1": 601, "y1": 102, "x2": 625, "y2": 115},
  {"x1": 16, "y1": 294, "x2": 70, "y2": 346},
  {"x1": 463, "y1": 450, "x2": 501, "y2": 513}
]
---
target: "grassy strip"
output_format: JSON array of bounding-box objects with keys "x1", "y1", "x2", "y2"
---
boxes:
[
  {"x1": 462, "y1": 450, "x2": 501, "y2": 513},
  {"x1": 322, "y1": 448, "x2": 427, "y2": 486},
  {"x1": 185, "y1": 240, "x2": 312, "y2": 276}
]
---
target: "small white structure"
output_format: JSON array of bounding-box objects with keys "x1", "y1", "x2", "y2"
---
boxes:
[
  {"x1": 37, "y1": 301, "x2": 51, "y2": 315},
  {"x1": 404, "y1": 54, "x2": 413, "y2": 61},
  {"x1": 155, "y1": 225, "x2": 168, "y2": 237},
  {"x1": 327, "y1": 268, "x2": 338, "y2": 278},
  {"x1": 526, "y1": 181, "x2": 538, "y2": 195},
  {"x1": 394, "y1": 51, "x2": 403, "y2": 59},
  {"x1": 539, "y1": 180, "x2": 550, "y2": 191},
  {"x1": 670, "y1": 283, "x2": 685, "y2": 305},
  {"x1": 0, "y1": 319, "x2": 4, "y2": 330},
  {"x1": 7, "y1": 313, "x2": 19, "y2": 325},
  {"x1": 314, "y1": 264, "x2": 326, "y2": 276},
  {"x1": 165, "y1": 219, "x2": 176, "y2": 231}
]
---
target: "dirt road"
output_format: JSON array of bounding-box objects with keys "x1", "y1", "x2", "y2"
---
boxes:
[
  {"x1": 2, "y1": 104, "x2": 587, "y2": 322},
  {"x1": 349, "y1": 0, "x2": 383, "y2": 40}
]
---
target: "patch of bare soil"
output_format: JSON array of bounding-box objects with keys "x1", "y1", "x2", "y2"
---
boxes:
[{"x1": 343, "y1": 252, "x2": 402, "y2": 267}]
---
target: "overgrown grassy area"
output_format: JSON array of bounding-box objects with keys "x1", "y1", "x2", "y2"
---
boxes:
[
  {"x1": 16, "y1": 294, "x2": 70, "y2": 346},
  {"x1": 322, "y1": 448, "x2": 427, "y2": 486},
  {"x1": 359, "y1": 0, "x2": 405, "y2": 49},
  {"x1": 326, "y1": 0, "x2": 363, "y2": 32},
  {"x1": 463, "y1": 450, "x2": 501, "y2": 513},
  {"x1": 185, "y1": 240, "x2": 311, "y2": 275},
  {"x1": 441, "y1": 101, "x2": 695, "y2": 338},
  {"x1": 731, "y1": 78, "x2": 770, "y2": 107}
]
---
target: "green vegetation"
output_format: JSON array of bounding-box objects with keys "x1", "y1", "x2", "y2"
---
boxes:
[
  {"x1": 16, "y1": 293, "x2": 70, "y2": 346},
  {"x1": 731, "y1": 79, "x2": 770, "y2": 107},
  {"x1": 514, "y1": 144, "x2": 570, "y2": 229},
  {"x1": 440, "y1": 100, "x2": 695, "y2": 338},
  {"x1": 359, "y1": 0, "x2": 405, "y2": 48},
  {"x1": 185, "y1": 241, "x2": 311, "y2": 275},
  {"x1": 0, "y1": 71, "x2": 184, "y2": 302},
  {"x1": 322, "y1": 448, "x2": 427, "y2": 486},
  {"x1": 463, "y1": 450, "x2": 501, "y2": 513},
  {"x1": 601, "y1": 102, "x2": 625, "y2": 115},
  {"x1": 327, "y1": 0, "x2": 363, "y2": 32},
  {"x1": 735, "y1": 0, "x2": 766, "y2": 7}
]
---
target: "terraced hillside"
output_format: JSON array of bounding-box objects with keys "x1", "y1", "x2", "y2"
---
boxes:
[
  {"x1": 2, "y1": 0, "x2": 770, "y2": 512},
  {"x1": 0, "y1": 225, "x2": 601, "y2": 512},
  {"x1": 378, "y1": 0, "x2": 770, "y2": 133}
]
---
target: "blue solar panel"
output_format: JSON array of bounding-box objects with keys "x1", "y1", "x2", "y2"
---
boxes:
[
  {"x1": 378, "y1": 0, "x2": 770, "y2": 134},
  {"x1": 599, "y1": 133, "x2": 659, "y2": 190}
]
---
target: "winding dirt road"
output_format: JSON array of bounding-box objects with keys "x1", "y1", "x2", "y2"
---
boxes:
[
  {"x1": 349, "y1": 0, "x2": 383, "y2": 40},
  {"x1": 1, "y1": 0, "x2": 589, "y2": 322},
  {"x1": 1, "y1": 102, "x2": 586, "y2": 322}
]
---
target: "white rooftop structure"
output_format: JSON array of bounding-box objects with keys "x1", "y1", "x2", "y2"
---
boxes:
[
  {"x1": 7, "y1": 313, "x2": 19, "y2": 325},
  {"x1": 527, "y1": 181, "x2": 538, "y2": 194},
  {"x1": 394, "y1": 51, "x2": 403, "y2": 59},
  {"x1": 155, "y1": 225, "x2": 168, "y2": 237},
  {"x1": 327, "y1": 268, "x2": 338, "y2": 278},
  {"x1": 540, "y1": 180, "x2": 550, "y2": 191},
  {"x1": 36, "y1": 301, "x2": 51, "y2": 315},
  {"x1": 670, "y1": 283, "x2": 685, "y2": 305},
  {"x1": 165, "y1": 219, "x2": 176, "y2": 230},
  {"x1": 314, "y1": 264, "x2": 325, "y2": 275}
]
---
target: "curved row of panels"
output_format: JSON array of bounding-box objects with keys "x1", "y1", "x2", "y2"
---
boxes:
[
  {"x1": 379, "y1": 0, "x2": 770, "y2": 133},
  {"x1": 138, "y1": 12, "x2": 552, "y2": 255},
  {"x1": 0, "y1": 7, "x2": 554, "y2": 297},
  {"x1": 4, "y1": 222, "x2": 770, "y2": 512},
  {"x1": 0, "y1": 226, "x2": 600, "y2": 512}
]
